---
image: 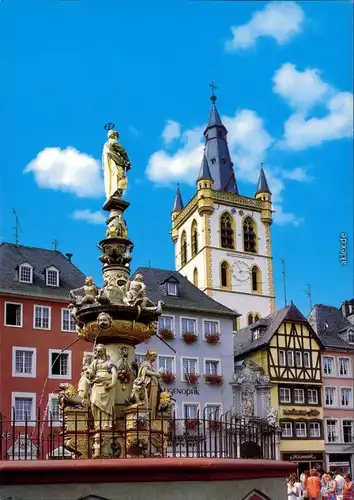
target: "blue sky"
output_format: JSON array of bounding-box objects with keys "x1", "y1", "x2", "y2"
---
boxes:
[{"x1": 0, "y1": 0, "x2": 352, "y2": 316}]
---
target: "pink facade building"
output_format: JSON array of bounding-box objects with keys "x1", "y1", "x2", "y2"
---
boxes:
[{"x1": 309, "y1": 304, "x2": 354, "y2": 475}]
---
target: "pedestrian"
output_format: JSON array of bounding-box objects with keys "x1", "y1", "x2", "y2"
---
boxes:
[
  {"x1": 288, "y1": 477, "x2": 300, "y2": 499},
  {"x1": 324, "y1": 472, "x2": 337, "y2": 500},
  {"x1": 343, "y1": 474, "x2": 353, "y2": 500},
  {"x1": 335, "y1": 471, "x2": 345, "y2": 500},
  {"x1": 306, "y1": 468, "x2": 322, "y2": 500}
]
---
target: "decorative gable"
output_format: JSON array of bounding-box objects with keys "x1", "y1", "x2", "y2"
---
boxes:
[
  {"x1": 45, "y1": 265, "x2": 60, "y2": 287},
  {"x1": 7, "y1": 434, "x2": 38, "y2": 460},
  {"x1": 18, "y1": 261, "x2": 34, "y2": 284},
  {"x1": 241, "y1": 490, "x2": 271, "y2": 500}
]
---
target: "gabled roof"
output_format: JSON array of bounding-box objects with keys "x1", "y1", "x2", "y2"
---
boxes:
[
  {"x1": 134, "y1": 267, "x2": 238, "y2": 318},
  {"x1": 234, "y1": 302, "x2": 320, "y2": 358},
  {"x1": 0, "y1": 242, "x2": 85, "y2": 300},
  {"x1": 308, "y1": 304, "x2": 354, "y2": 351}
]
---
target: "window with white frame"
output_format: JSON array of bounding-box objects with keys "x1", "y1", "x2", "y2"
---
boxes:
[
  {"x1": 326, "y1": 419, "x2": 339, "y2": 442},
  {"x1": 181, "y1": 318, "x2": 196, "y2": 333},
  {"x1": 205, "y1": 404, "x2": 221, "y2": 420},
  {"x1": 308, "y1": 389, "x2": 318, "y2": 405},
  {"x1": 309, "y1": 422, "x2": 321, "y2": 438},
  {"x1": 343, "y1": 420, "x2": 354, "y2": 443},
  {"x1": 158, "y1": 316, "x2": 173, "y2": 331},
  {"x1": 159, "y1": 356, "x2": 174, "y2": 373},
  {"x1": 295, "y1": 422, "x2": 307, "y2": 438},
  {"x1": 279, "y1": 388, "x2": 291, "y2": 403},
  {"x1": 46, "y1": 267, "x2": 59, "y2": 287},
  {"x1": 182, "y1": 358, "x2": 197, "y2": 376},
  {"x1": 204, "y1": 359, "x2": 219, "y2": 375},
  {"x1": 303, "y1": 352, "x2": 311, "y2": 368},
  {"x1": 341, "y1": 388, "x2": 352, "y2": 407},
  {"x1": 338, "y1": 358, "x2": 350, "y2": 376},
  {"x1": 12, "y1": 393, "x2": 36, "y2": 424},
  {"x1": 204, "y1": 320, "x2": 218, "y2": 336},
  {"x1": 279, "y1": 350, "x2": 286, "y2": 366},
  {"x1": 4, "y1": 302, "x2": 23, "y2": 327},
  {"x1": 34, "y1": 306, "x2": 50, "y2": 329},
  {"x1": 287, "y1": 351, "x2": 294, "y2": 367},
  {"x1": 167, "y1": 283, "x2": 178, "y2": 296},
  {"x1": 295, "y1": 351, "x2": 302, "y2": 367},
  {"x1": 135, "y1": 354, "x2": 144, "y2": 366},
  {"x1": 12, "y1": 347, "x2": 36, "y2": 377},
  {"x1": 294, "y1": 388, "x2": 305, "y2": 404},
  {"x1": 324, "y1": 387, "x2": 336, "y2": 406},
  {"x1": 48, "y1": 395, "x2": 60, "y2": 423},
  {"x1": 19, "y1": 264, "x2": 33, "y2": 284},
  {"x1": 323, "y1": 356, "x2": 335, "y2": 375},
  {"x1": 49, "y1": 350, "x2": 71, "y2": 379},
  {"x1": 184, "y1": 403, "x2": 198, "y2": 420},
  {"x1": 281, "y1": 421, "x2": 293, "y2": 438},
  {"x1": 61, "y1": 309, "x2": 76, "y2": 332},
  {"x1": 348, "y1": 330, "x2": 354, "y2": 344}
]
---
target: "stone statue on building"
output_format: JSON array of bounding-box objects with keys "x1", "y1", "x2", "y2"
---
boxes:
[
  {"x1": 241, "y1": 389, "x2": 254, "y2": 417},
  {"x1": 102, "y1": 129, "x2": 132, "y2": 199},
  {"x1": 136, "y1": 349, "x2": 161, "y2": 419}
]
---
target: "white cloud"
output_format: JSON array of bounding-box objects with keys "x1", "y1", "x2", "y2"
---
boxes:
[
  {"x1": 24, "y1": 147, "x2": 103, "y2": 198},
  {"x1": 279, "y1": 167, "x2": 313, "y2": 182},
  {"x1": 273, "y1": 204, "x2": 304, "y2": 226},
  {"x1": 72, "y1": 209, "x2": 106, "y2": 225},
  {"x1": 225, "y1": 2, "x2": 305, "y2": 51},
  {"x1": 273, "y1": 63, "x2": 331, "y2": 111},
  {"x1": 162, "y1": 120, "x2": 181, "y2": 145}
]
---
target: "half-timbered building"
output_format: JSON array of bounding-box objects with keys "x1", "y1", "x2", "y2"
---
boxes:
[{"x1": 234, "y1": 302, "x2": 325, "y2": 473}]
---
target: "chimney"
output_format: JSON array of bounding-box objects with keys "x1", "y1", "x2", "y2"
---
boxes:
[{"x1": 66, "y1": 253, "x2": 73, "y2": 263}]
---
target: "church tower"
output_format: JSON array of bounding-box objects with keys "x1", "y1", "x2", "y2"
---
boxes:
[{"x1": 171, "y1": 87, "x2": 275, "y2": 328}]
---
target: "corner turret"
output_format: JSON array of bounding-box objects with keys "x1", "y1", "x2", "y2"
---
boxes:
[
  {"x1": 255, "y1": 166, "x2": 272, "y2": 225},
  {"x1": 171, "y1": 184, "x2": 184, "y2": 243},
  {"x1": 197, "y1": 153, "x2": 214, "y2": 217}
]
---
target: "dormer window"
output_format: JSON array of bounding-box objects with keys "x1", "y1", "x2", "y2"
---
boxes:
[
  {"x1": 167, "y1": 283, "x2": 178, "y2": 296},
  {"x1": 19, "y1": 263, "x2": 33, "y2": 284},
  {"x1": 46, "y1": 267, "x2": 59, "y2": 287},
  {"x1": 348, "y1": 329, "x2": 354, "y2": 344},
  {"x1": 253, "y1": 329, "x2": 260, "y2": 341}
]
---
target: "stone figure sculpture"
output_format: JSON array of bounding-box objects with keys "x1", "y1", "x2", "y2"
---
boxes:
[
  {"x1": 127, "y1": 377, "x2": 148, "y2": 408},
  {"x1": 102, "y1": 129, "x2": 132, "y2": 199},
  {"x1": 77, "y1": 355, "x2": 92, "y2": 399},
  {"x1": 123, "y1": 274, "x2": 164, "y2": 314},
  {"x1": 136, "y1": 349, "x2": 161, "y2": 419},
  {"x1": 106, "y1": 214, "x2": 128, "y2": 239},
  {"x1": 58, "y1": 383, "x2": 89, "y2": 410},
  {"x1": 266, "y1": 407, "x2": 278, "y2": 426},
  {"x1": 86, "y1": 344, "x2": 117, "y2": 429},
  {"x1": 241, "y1": 389, "x2": 254, "y2": 417},
  {"x1": 69, "y1": 277, "x2": 99, "y2": 307}
]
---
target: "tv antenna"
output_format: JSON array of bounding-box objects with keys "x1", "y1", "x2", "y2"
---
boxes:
[
  {"x1": 280, "y1": 257, "x2": 288, "y2": 307},
  {"x1": 304, "y1": 283, "x2": 312, "y2": 310},
  {"x1": 13, "y1": 209, "x2": 22, "y2": 245},
  {"x1": 52, "y1": 239, "x2": 59, "y2": 251}
]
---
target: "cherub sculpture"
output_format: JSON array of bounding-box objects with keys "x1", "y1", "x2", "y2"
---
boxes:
[
  {"x1": 127, "y1": 377, "x2": 148, "y2": 408},
  {"x1": 123, "y1": 274, "x2": 164, "y2": 313},
  {"x1": 69, "y1": 277, "x2": 98, "y2": 308}
]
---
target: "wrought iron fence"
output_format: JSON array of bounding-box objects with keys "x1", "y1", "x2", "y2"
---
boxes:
[{"x1": 0, "y1": 409, "x2": 279, "y2": 461}]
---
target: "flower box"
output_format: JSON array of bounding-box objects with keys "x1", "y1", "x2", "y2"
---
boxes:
[
  {"x1": 204, "y1": 374, "x2": 224, "y2": 386},
  {"x1": 161, "y1": 372, "x2": 176, "y2": 384},
  {"x1": 182, "y1": 331, "x2": 198, "y2": 344},
  {"x1": 185, "y1": 373, "x2": 200, "y2": 385},
  {"x1": 209, "y1": 420, "x2": 222, "y2": 431},
  {"x1": 159, "y1": 328, "x2": 175, "y2": 340},
  {"x1": 185, "y1": 419, "x2": 199, "y2": 431},
  {"x1": 205, "y1": 332, "x2": 220, "y2": 345}
]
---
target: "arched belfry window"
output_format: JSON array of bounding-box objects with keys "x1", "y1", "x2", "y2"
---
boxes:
[
  {"x1": 181, "y1": 231, "x2": 187, "y2": 267},
  {"x1": 220, "y1": 212, "x2": 234, "y2": 249},
  {"x1": 191, "y1": 220, "x2": 198, "y2": 257},
  {"x1": 243, "y1": 217, "x2": 257, "y2": 253},
  {"x1": 193, "y1": 267, "x2": 198, "y2": 287},
  {"x1": 247, "y1": 313, "x2": 254, "y2": 326},
  {"x1": 251, "y1": 266, "x2": 261, "y2": 293},
  {"x1": 220, "y1": 261, "x2": 230, "y2": 288},
  {"x1": 254, "y1": 313, "x2": 260, "y2": 322}
]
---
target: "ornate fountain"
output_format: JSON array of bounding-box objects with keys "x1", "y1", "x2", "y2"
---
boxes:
[{"x1": 60, "y1": 128, "x2": 169, "y2": 459}]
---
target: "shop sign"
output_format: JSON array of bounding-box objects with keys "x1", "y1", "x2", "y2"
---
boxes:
[
  {"x1": 282, "y1": 452, "x2": 324, "y2": 462},
  {"x1": 167, "y1": 388, "x2": 200, "y2": 396},
  {"x1": 329, "y1": 462, "x2": 350, "y2": 467},
  {"x1": 283, "y1": 409, "x2": 320, "y2": 417}
]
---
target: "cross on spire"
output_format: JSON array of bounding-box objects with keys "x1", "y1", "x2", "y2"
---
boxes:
[{"x1": 209, "y1": 82, "x2": 217, "y2": 102}]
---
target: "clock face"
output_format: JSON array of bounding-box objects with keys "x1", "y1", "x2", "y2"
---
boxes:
[{"x1": 232, "y1": 260, "x2": 250, "y2": 282}]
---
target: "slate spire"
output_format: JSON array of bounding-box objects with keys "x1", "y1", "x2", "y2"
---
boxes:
[
  {"x1": 256, "y1": 165, "x2": 271, "y2": 195},
  {"x1": 172, "y1": 184, "x2": 184, "y2": 212},
  {"x1": 197, "y1": 152, "x2": 213, "y2": 182},
  {"x1": 202, "y1": 85, "x2": 239, "y2": 194}
]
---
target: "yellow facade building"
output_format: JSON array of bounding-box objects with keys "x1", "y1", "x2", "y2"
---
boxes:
[{"x1": 234, "y1": 302, "x2": 325, "y2": 473}]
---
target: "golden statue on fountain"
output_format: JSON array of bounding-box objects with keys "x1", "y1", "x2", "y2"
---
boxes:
[{"x1": 59, "y1": 128, "x2": 171, "y2": 460}]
